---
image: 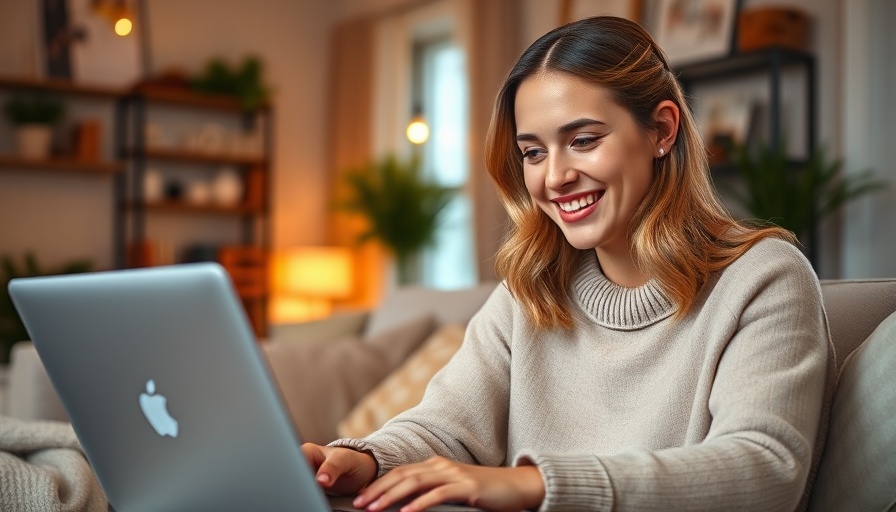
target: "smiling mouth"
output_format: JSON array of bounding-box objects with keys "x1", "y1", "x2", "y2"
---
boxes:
[{"x1": 556, "y1": 191, "x2": 604, "y2": 213}]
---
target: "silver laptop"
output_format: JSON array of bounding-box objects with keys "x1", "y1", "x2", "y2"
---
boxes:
[{"x1": 9, "y1": 263, "x2": 481, "y2": 512}]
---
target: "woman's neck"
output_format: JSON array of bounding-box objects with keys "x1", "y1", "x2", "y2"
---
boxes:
[{"x1": 593, "y1": 247, "x2": 648, "y2": 288}]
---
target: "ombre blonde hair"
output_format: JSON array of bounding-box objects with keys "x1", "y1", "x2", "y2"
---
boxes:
[{"x1": 486, "y1": 16, "x2": 795, "y2": 330}]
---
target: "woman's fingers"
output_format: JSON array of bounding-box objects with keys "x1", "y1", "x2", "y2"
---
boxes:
[
  {"x1": 355, "y1": 458, "x2": 545, "y2": 512},
  {"x1": 300, "y1": 443, "x2": 378, "y2": 496}
]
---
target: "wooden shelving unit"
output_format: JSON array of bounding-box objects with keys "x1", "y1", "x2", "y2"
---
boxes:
[
  {"x1": 0, "y1": 75, "x2": 272, "y2": 336},
  {"x1": 676, "y1": 46, "x2": 818, "y2": 265},
  {"x1": 115, "y1": 86, "x2": 273, "y2": 337}
]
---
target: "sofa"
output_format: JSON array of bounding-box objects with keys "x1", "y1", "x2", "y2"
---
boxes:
[{"x1": 2, "y1": 278, "x2": 895, "y2": 511}]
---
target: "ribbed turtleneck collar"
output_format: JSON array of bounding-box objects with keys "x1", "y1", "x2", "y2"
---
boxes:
[{"x1": 571, "y1": 252, "x2": 676, "y2": 331}]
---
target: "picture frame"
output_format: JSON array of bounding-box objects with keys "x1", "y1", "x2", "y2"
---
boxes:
[
  {"x1": 644, "y1": 0, "x2": 742, "y2": 67},
  {"x1": 559, "y1": 0, "x2": 642, "y2": 24},
  {"x1": 696, "y1": 90, "x2": 757, "y2": 165}
]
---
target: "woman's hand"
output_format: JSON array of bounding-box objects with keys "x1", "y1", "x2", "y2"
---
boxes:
[
  {"x1": 301, "y1": 443, "x2": 378, "y2": 496},
  {"x1": 352, "y1": 456, "x2": 545, "y2": 512}
]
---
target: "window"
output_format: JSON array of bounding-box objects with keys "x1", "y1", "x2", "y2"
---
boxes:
[{"x1": 414, "y1": 37, "x2": 477, "y2": 289}]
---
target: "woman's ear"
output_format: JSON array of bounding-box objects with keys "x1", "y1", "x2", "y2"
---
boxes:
[{"x1": 653, "y1": 100, "x2": 680, "y2": 155}]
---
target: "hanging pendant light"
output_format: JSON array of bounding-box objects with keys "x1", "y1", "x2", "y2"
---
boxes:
[
  {"x1": 406, "y1": 105, "x2": 429, "y2": 145},
  {"x1": 92, "y1": 0, "x2": 135, "y2": 36}
]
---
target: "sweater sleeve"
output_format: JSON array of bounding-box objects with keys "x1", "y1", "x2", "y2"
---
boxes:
[
  {"x1": 330, "y1": 284, "x2": 515, "y2": 475},
  {"x1": 517, "y1": 242, "x2": 831, "y2": 511}
]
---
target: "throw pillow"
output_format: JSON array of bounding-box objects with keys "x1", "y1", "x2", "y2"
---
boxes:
[
  {"x1": 363, "y1": 312, "x2": 435, "y2": 368},
  {"x1": 338, "y1": 323, "x2": 466, "y2": 439},
  {"x1": 807, "y1": 310, "x2": 896, "y2": 512}
]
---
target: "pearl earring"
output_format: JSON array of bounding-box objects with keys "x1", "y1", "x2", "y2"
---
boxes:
[{"x1": 658, "y1": 148, "x2": 665, "y2": 157}]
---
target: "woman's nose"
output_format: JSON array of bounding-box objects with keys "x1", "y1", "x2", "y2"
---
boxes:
[{"x1": 545, "y1": 153, "x2": 577, "y2": 190}]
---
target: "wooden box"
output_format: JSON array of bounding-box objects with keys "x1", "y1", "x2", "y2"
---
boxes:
[{"x1": 738, "y1": 7, "x2": 810, "y2": 53}]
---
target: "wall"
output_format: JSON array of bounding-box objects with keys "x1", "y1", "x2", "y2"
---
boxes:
[
  {"x1": 841, "y1": 0, "x2": 896, "y2": 278},
  {"x1": 0, "y1": 0, "x2": 340, "y2": 272}
]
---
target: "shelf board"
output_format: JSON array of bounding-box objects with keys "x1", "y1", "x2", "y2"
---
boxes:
[
  {"x1": 710, "y1": 157, "x2": 810, "y2": 176},
  {"x1": 0, "y1": 75, "x2": 125, "y2": 99},
  {"x1": 0, "y1": 154, "x2": 124, "y2": 174},
  {"x1": 127, "y1": 148, "x2": 267, "y2": 166},
  {"x1": 676, "y1": 47, "x2": 814, "y2": 84},
  {"x1": 128, "y1": 84, "x2": 268, "y2": 112},
  {"x1": 130, "y1": 147, "x2": 266, "y2": 166},
  {"x1": 127, "y1": 200, "x2": 264, "y2": 215}
]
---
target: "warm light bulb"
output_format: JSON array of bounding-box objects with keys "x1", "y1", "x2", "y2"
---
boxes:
[
  {"x1": 114, "y1": 17, "x2": 133, "y2": 36},
  {"x1": 406, "y1": 117, "x2": 429, "y2": 144}
]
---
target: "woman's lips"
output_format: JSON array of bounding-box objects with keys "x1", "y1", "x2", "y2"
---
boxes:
[{"x1": 554, "y1": 191, "x2": 603, "y2": 223}]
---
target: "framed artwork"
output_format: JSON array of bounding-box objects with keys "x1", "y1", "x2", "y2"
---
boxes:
[
  {"x1": 696, "y1": 91, "x2": 757, "y2": 164},
  {"x1": 559, "y1": 0, "x2": 642, "y2": 24},
  {"x1": 645, "y1": 0, "x2": 742, "y2": 67}
]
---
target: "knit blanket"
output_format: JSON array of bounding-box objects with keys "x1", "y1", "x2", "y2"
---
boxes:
[{"x1": 0, "y1": 416, "x2": 107, "y2": 512}]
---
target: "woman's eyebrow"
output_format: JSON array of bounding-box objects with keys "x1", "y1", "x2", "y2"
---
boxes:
[
  {"x1": 516, "y1": 118, "x2": 606, "y2": 143},
  {"x1": 558, "y1": 118, "x2": 605, "y2": 134}
]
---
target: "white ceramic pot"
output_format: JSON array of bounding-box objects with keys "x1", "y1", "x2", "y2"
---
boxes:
[
  {"x1": 212, "y1": 167, "x2": 244, "y2": 206},
  {"x1": 186, "y1": 179, "x2": 212, "y2": 205},
  {"x1": 15, "y1": 124, "x2": 53, "y2": 160}
]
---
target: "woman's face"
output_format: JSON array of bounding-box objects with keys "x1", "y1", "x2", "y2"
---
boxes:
[{"x1": 515, "y1": 71, "x2": 657, "y2": 256}]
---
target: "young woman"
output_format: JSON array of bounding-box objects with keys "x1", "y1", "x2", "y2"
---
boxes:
[{"x1": 303, "y1": 16, "x2": 832, "y2": 512}]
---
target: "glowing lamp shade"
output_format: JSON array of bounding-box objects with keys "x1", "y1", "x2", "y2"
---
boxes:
[
  {"x1": 114, "y1": 17, "x2": 133, "y2": 36},
  {"x1": 270, "y1": 247, "x2": 354, "y2": 323},
  {"x1": 406, "y1": 116, "x2": 430, "y2": 145}
]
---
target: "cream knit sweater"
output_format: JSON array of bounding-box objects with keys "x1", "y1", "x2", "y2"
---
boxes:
[
  {"x1": 0, "y1": 416, "x2": 107, "y2": 512},
  {"x1": 334, "y1": 238, "x2": 831, "y2": 511}
]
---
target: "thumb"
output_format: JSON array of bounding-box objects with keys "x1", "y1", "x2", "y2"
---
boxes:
[
  {"x1": 316, "y1": 448, "x2": 377, "y2": 494},
  {"x1": 316, "y1": 448, "x2": 354, "y2": 486},
  {"x1": 301, "y1": 443, "x2": 327, "y2": 470}
]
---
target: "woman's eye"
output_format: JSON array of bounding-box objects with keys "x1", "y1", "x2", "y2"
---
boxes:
[
  {"x1": 521, "y1": 148, "x2": 544, "y2": 161},
  {"x1": 572, "y1": 136, "x2": 599, "y2": 148}
]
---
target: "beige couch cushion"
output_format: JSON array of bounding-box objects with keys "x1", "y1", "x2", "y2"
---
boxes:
[
  {"x1": 807, "y1": 311, "x2": 896, "y2": 512},
  {"x1": 363, "y1": 282, "x2": 498, "y2": 339},
  {"x1": 262, "y1": 313, "x2": 434, "y2": 445},
  {"x1": 819, "y1": 279, "x2": 896, "y2": 372},
  {"x1": 338, "y1": 324, "x2": 466, "y2": 439}
]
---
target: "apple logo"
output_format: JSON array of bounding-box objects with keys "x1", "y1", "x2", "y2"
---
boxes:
[{"x1": 139, "y1": 379, "x2": 179, "y2": 438}]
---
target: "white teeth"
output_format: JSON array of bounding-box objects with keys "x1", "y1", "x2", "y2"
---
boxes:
[{"x1": 558, "y1": 193, "x2": 597, "y2": 212}]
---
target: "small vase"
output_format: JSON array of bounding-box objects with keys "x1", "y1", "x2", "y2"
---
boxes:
[
  {"x1": 15, "y1": 124, "x2": 53, "y2": 160},
  {"x1": 212, "y1": 167, "x2": 244, "y2": 206}
]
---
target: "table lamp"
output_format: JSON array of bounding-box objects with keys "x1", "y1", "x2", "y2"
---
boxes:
[{"x1": 269, "y1": 246, "x2": 354, "y2": 323}]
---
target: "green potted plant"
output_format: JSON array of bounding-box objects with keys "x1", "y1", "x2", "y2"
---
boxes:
[
  {"x1": 727, "y1": 141, "x2": 887, "y2": 244},
  {"x1": 339, "y1": 154, "x2": 454, "y2": 285},
  {"x1": 0, "y1": 253, "x2": 92, "y2": 364},
  {"x1": 191, "y1": 56, "x2": 271, "y2": 111},
  {"x1": 3, "y1": 94, "x2": 65, "y2": 159}
]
